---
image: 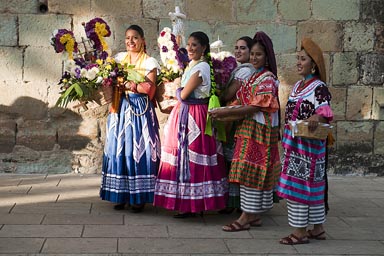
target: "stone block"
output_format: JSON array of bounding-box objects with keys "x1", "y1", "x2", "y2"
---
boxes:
[
  {"x1": 236, "y1": 0, "x2": 277, "y2": 22},
  {"x1": 19, "y1": 14, "x2": 72, "y2": 48},
  {"x1": 0, "y1": 47, "x2": 23, "y2": 82},
  {"x1": 187, "y1": 0, "x2": 234, "y2": 22},
  {"x1": 344, "y1": 22, "x2": 375, "y2": 52},
  {"x1": 276, "y1": 54, "x2": 301, "y2": 88},
  {"x1": 55, "y1": 115, "x2": 91, "y2": 150},
  {"x1": 360, "y1": 53, "x2": 384, "y2": 85},
  {"x1": 336, "y1": 121, "x2": 373, "y2": 153},
  {"x1": 279, "y1": 0, "x2": 310, "y2": 21},
  {"x1": 312, "y1": 0, "x2": 359, "y2": 20},
  {"x1": 346, "y1": 86, "x2": 373, "y2": 120},
  {"x1": 48, "y1": 0, "x2": 91, "y2": 15},
  {"x1": 361, "y1": 0, "x2": 384, "y2": 23},
  {"x1": 0, "y1": 0, "x2": 39, "y2": 14},
  {"x1": 17, "y1": 120, "x2": 57, "y2": 151},
  {"x1": 0, "y1": 119, "x2": 16, "y2": 153},
  {"x1": 143, "y1": 0, "x2": 180, "y2": 19},
  {"x1": 24, "y1": 46, "x2": 63, "y2": 84},
  {"x1": 0, "y1": 15, "x2": 17, "y2": 46},
  {"x1": 333, "y1": 52, "x2": 358, "y2": 85},
  {"x1": 297, "y1": 21, "x2": 343, "y2": 52},
  {"x1": 374, "y1": 121, "x2": 384, "y2": 154},
  {"x1": 91, "y1": 0, "x2": 141, "y2": 18},
  {"x1": 1, "y1": 95, "x2": 49, "y2": 120},
  {"x1": 375, "y1": 23, "x2": 384, "y2": 53},
  {"x1": 214, "y1": 23, "x2": 296, "y2": 54},
  {"x1": 373, "y1": 88, "x2": 384, "y2": 120},
  {"x1": 328, "y1": 86, "x2": 347, "y2": 121}
]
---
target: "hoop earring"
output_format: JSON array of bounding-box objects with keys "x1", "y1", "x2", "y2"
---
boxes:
[{"x1": 311, "y1": 67, "x2": 316, "y2": 74}]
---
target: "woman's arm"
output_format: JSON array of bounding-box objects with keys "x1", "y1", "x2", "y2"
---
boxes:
[
  {"x1": 209, "y1": 105, "x2": 260, "y2": 121},
  {"x1": 221, "y1": 79, "x2": 241, "y2": 103},
  {"x1": 180, "y1": 72, "x2": 202, "y2": 100},
  {"x1": 136, "y1": 68, "x2": 157, "y2": 100}
]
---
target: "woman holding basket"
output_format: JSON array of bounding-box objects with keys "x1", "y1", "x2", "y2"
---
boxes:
[{"x1": 278, "y1": 38, "x2": 333, "y2": 245}]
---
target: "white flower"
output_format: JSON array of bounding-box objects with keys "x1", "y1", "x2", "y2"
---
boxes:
[
  {"x1": 63, "y1": 59, "x2": 76, "y2": 73},
  {"x1": 95, "y1": 76, "x2": 103, "y2": 84},
  {"x1": 85, "y1": 67, "x2": 99, "y2": 80}
]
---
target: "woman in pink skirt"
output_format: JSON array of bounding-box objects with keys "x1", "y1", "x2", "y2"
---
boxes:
[{"x1": 154, "y1": 31, "x2": 228, "y2": 218}]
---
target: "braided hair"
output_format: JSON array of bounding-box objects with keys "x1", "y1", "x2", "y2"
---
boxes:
[{"x1": 189, "y1": 31, "x2": 217, "y2": 96}]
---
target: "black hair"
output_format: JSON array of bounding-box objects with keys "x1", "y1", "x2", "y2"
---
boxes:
[
  {"x1": 189, "y1": 31, "x2": 210, "y2": 56},
  {"x1": 237, "y1": 36, "x2": 253, "y2": 50},
  {"x1": 126, "y1": 25, "x2": 144, "y2": 38}
]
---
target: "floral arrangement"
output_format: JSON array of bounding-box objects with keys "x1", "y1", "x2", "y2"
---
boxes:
[
  {"x1": 51, "y1": 18, "x2": 144, "y2": 108},
  {"x1": 157, "y1": 27, "x2": 188, "y2": 84},
  {"x1": 50, "y1": 29, "x2": 78, "y2": 60},
  {"x1": 210, "y1": 51, "x2": 237, "y2": 95}
]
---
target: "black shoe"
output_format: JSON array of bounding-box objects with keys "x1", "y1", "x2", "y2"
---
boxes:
[
  {"x1": 130, "y1": 204, "x2": 145, "y2": 213},
  {"x1": 218, "y1": 207, "x2": 235, "y2": 214},
  {"x1": 113, "y1": 203, "x2": 126, "y2": 210},
  {"x1": 173, "y1": 212, "x2": 196, "y2": 218}
]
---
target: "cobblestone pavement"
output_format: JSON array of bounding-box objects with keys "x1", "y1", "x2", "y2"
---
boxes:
[{"x1": 0, "y1": 174, "x2": 383, "y2": 255}]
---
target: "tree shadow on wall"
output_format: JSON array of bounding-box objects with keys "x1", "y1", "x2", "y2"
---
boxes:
[{"x1": 0, "y1": 96, "x2": 104, "y2": 174}]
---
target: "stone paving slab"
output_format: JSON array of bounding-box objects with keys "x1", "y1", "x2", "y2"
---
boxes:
[
  {"x1": 294, "y1": 240, "x2": 384, "y2": 255},
  {"x1": 0, "y1": 224, "x2": 83, "y2": 237},
  {"x1": 42, "y1": 238, "x2": 117, "y2": 254},
  {"x1": 0, "y1": 213, "x2": 44, "y2": 224},
  {"x1": 83, "y1": 224, "x2": 168, "y2": 238},
  {"x1": 0, "y1": 238, "x2": 44, "y2": 253},
  {"x1": 11, "y1": 202, "x2": 92, "y2": 214},
  {"x1": 43, "y1": 213, "x2": 124, "y2": 225},
  {"x1": 118, "y1": 238, "x2": 229, "y2": 254}
]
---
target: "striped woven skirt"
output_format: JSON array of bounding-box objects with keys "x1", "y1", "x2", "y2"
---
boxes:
[
  {"x1": 153, "y1": 102, "x2": 228, "y2": 213},
  {"x1": 277, "y1": 125, "x2": 326, "y2": 205},
  {"x1": 100, "y1": 93, "x2": 161, "y2": 204}
]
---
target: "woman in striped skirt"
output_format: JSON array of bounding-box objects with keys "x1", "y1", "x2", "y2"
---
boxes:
[
  {"x1": 278, "y1": 38, "x2": 333, "y2": 245},
  {"x1": 210, "y1": 31, "x2": 281, "y2": 232}
]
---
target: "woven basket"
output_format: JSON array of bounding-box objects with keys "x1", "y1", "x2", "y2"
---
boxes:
[
  {"x1": 289, "y1": 121, "x2": 332, "y2": 140},
  {"x1": 93, "y1": 86, "x2": 113, "y2": 106},
  {"x1": 156, "y1": 80, "x2": 179, "y2": 113}
]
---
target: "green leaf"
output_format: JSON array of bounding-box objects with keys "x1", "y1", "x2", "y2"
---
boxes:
[{"x1": 74, "y1": 83, "x2": 84, "y2": 97}]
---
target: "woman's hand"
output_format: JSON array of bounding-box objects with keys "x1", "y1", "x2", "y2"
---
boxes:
[
  {"x1": 208, "y1": 108, "x2": 232, "y2": 120},
  {"x1": 125, "y1": 81, "x2": 137, "y2": 92},
  {"x1": 306, "y1": 114, "x2": 327, "y2": 132}
]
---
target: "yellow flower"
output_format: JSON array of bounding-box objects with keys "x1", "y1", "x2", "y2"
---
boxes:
[
  {"x1": 59, "y1": 34, "x2": 75, "y2": 59},
  {"x1": 105, "y1": 64, "x2": 112, "y2": 70},
  {"x1": 95, "y1": 22, "x2": 108, "y2": 51},
  {"x1": 96, "y1": 59, "x2": 103, "y2": 65}
]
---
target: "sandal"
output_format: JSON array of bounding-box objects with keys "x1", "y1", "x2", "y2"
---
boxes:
[
  {"x1": 307, "y1": 230, "x2": 326, "y2": 240},
  {"x1": 130, "y1": 204, "x2": 145, "y2": 213},
  {"x1": 222, "y1": 221, "x2": 250, "y2": 232},
  {"x1": 173, "y1": 212, "x2": 196, "y2": 218},
  {"x1": 113, "y1": 203, "x2": 126, "y2": 210},
  {"x1": 248, "y1": 218, "x2": 262, "y2": 227},
  {"x1": 280, "y1": 234, "x2": 309, "y2": 245}
]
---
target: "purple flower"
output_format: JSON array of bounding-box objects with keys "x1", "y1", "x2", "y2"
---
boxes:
[
  {"x1": 84, "y1": 63, "x2": 98, "y2": 70},
  {"x1": 51, "y1": 29, "x2": 78, "y2": 54},
  {"x1": 84, "y1": 18, "x2": 111, "y2": 51},
  {"x1": 162, "y1": 46, "x2": 168, "y2": 52},
  {"x1": 74, "y1": 68, "x2": 81, "y2": 79}
]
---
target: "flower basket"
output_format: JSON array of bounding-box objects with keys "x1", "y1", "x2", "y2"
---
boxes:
[
  {"x1": 93, "y1": 85, "x2": 113, "y2": 106},
  {"x1": 289, "y1": 121, "x2": 333, "y2": 140},
  {"x1": 156, "y1": 80, "x2": 179, "y2": 114}
]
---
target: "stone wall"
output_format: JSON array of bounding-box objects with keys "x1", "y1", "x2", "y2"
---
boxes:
[{"x1": 0, "y1": 0, "x2": 383, "y2": 175}]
